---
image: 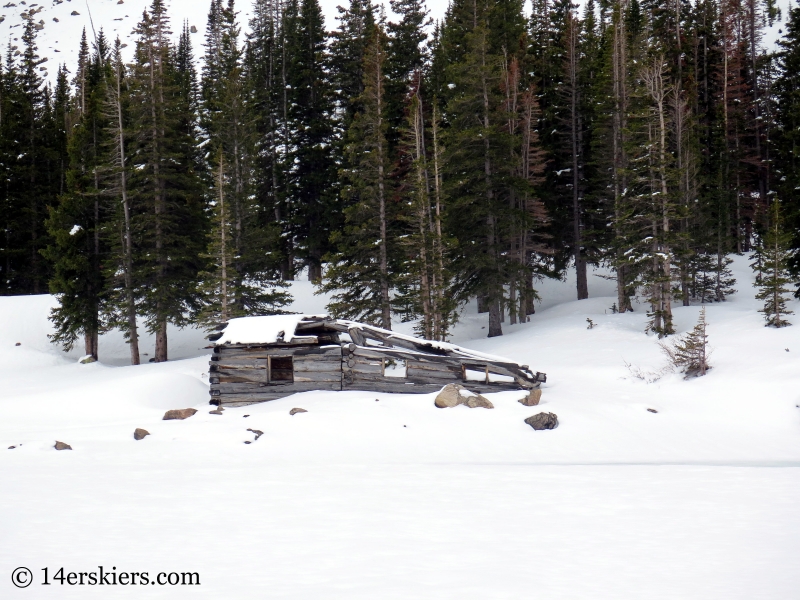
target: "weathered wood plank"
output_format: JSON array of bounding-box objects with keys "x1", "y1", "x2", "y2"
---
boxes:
[
  {"x1": 292, "y1": 372, "x2": 342, "y2": 383},
  {"x1": 292, "y1": 361, "x2": 345, "y2": 372},
  {"x1": 212, "y1": 381, "x2": 341, "y2": 394},
  {"x1": 406, "y1": 367, "x2": 460, "y2": 380},
  {"x1": 218, "y1": 345, "x2": 341, "y2": 358}
]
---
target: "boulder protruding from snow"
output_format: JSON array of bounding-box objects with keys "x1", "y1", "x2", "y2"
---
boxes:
[
  {"x1": 289, "y1": 407, "x2": 307, "y2": 416},
  {"x1": 163, "y1": 408, "x2": 197, "y2": 421},
  {"x1": 54, "y1": 441, "x2": 72, "y2": 450},
  {"x1": 518, "y1": 389, "x2": 542, "y2": 406},
  {"x1": 133, "y1": 428, "x2": 150, "y2": 440},
  {"x1": 524, "y1": 412, "x2": 558, "y2": 430},
  {"x1": 79, "y1": 355, "x2": 97, "y2": 364},
  {"x1": 209, "y1": 407, "x2": 224, "y2": 415},
  {"x1": 434, "y1": 384, "x2": 494, "y2": 409}
]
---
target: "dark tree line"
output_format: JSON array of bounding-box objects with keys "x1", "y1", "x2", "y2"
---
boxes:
[{"x1": 2, "y1": 0, "x2": 799, "y2": 362}]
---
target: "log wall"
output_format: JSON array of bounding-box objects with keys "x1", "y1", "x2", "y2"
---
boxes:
[{"x1": 209, "y1": 342, "x2": 539, "y2": 406}]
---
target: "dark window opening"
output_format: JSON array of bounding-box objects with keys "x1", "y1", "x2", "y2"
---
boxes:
[{"x1": 269, "y1": 356, "x2": 294, "y2": 383}]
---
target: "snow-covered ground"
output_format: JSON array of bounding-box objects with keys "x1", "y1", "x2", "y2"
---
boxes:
[{"x1": 1, "y1": 256, "x2": 799, "y2": 598}]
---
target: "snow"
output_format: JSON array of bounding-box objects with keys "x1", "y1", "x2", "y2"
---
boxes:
[
  {"x1": 0, "y1": 0, "x2": 453, "y2": 85},
  {"x1": 1, "y1": 256, "x2": 800, "y2": 598},
  {"x1": 214, "y1": 313, "x2": 321, "y2": 345}
]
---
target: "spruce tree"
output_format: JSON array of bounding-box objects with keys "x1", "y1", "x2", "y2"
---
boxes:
[
  {"x1": 660, "y1": 306, "x2": 711, "y2": 377},
  {"x1": 752, "y1": 200, "x2": 794, "y2": 328},
  {"x1": 286, "y1": 0, "x2": 338, "y2": 282},
  {"x1": 319, "y1": 26, "x2": 395, "y2": 329},
  {"x1": 127, "y1": 0, "x2": 206, "y2": 361},
  {"x1": 42, "y1": 33, "x2": 111, "y2": 359}
]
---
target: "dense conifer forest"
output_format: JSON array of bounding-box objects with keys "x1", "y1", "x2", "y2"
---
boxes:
[{"x1": 2, "y1": 0, "x2": 799, "y2": 362}]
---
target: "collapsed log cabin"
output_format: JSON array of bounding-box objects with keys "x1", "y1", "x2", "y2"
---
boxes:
[{"x1": 207, "y1": 315, "x2": 546, "y2": 407}]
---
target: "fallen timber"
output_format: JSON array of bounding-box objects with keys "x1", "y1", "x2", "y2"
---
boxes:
[{"x1": 207, "y1": 315, "x2": 546, "y2": 407}]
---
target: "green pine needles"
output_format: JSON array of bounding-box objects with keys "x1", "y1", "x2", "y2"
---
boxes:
[
  {"x1": 751, "y1": 200, "x2": 795, "y2": 328},
  {"x1": 659, "y1": 306, "x2": 711, "y2": 378}
]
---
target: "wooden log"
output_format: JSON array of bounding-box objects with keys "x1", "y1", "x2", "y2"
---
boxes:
[
  {"x1": 211, "y1": 381, "x2": 341, "y2": 394},
  {"x1": 218, "y1": 346, "x2": 341, "y2": 358},
  {"x1": 348, "y1": 362, "x2": 384, "y2": 374},
  {"x1": 348, "y1": 328, "x2": 366, "y2": 346},
  {"x1": 292, "y1": 372, "x2": 342, "y2": 383},
  {"x1": 406, "y1": 368, "x2": 459, "y2": 380},
  {"x1": 292, "y1": 360, "x2": 345, "y2": 373},
  {"x1": 406, "y1": 361, "x2": 462, "y2": 374}
]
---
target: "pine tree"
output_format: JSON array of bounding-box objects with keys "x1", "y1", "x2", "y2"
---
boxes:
[
  {"x1": 286, "y1": 0, "x2": 338, "y2": 282},
  {"x1": 319, "y1": 26, "x2": 395, "y2": 329},
  {"x1": 660, "y1": 306, "x2": 711, "y2": 377},
  {"x1": 128, "y1": 0, "x2": 206, "y2": 361},
  {"x1": 42, "y1": 32, "x2": 112, "y2": 359},
  {"x1": 774, "y1": 4, "x2": 800, "y2": 282},
  {"x1": 201, "y1": 0, "x2": 289, "y2": 317},
  {"x1": 246, "y1": 0, "x2": 293, "y2": 279},
  {"x1": 752, "y1": 200, "x2": 794, "y2": 327}
]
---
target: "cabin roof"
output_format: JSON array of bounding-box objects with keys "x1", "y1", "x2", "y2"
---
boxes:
[{"x1": 208, "y1": 314, "x2": 540, "y2": 378}]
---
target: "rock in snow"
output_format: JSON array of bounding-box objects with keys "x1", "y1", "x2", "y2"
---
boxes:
[
  {"x1": 133, "y1": 428, "x2": 150, "y2": 440},
  {"x1": 518, "y1": 389, "x2": 542, "y2": 406},
  {"x1": 163, "y1": 408, "x2": 197, "y2": 421},
  {"x1": 54, "y1": 441, "x2": 72, "y2": 450},
  {"x1": 289, "y1": 407, "x2": 308, "y2": 416},
  {"x1": 434, "y1": 384, "x2": 494, "y2": 409},
  {"x1": 525, "y1": 412, "x2": 558, "y2": 430}
]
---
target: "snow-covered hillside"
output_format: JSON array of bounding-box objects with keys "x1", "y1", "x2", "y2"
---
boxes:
[
  {"x1": 1, "y1": 0, "x2": 791, "y2": 86},
  {"x1": 0, "y1": 0, "x2": 452, "y2": 83},
  {"x1": 1, "y1": 256, "x2": 799, "y2": 598}
]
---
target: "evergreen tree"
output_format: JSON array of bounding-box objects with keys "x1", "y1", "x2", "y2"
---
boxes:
[
  {"x1": 751, "y1": 199, "x2": 794, "y2": 327},
  {"x1": 42, "y1": 32, "x2": 111, "y2": 359},
  {"x1": 320, "y1": 26, "x2": 395, "y2": 329},
  {"x1": 287, "y1": 0, "x2": 338, "y2": 282},
  {"x1": 201, "y1": 0, "x2": 289, "y2": 318},
  {"x1": 660, "y1": 306, "x2": 711, "y2": 377},
  {"x1": 246, "y1": 0, "x2": 293, "y2": 279},
  {"x1": 127, "y1": 0, "x2": 206, "y2": 361}
]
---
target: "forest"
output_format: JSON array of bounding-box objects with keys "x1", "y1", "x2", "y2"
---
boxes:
[{"x1": 1, "y1": 0, "x2": 799, "y2": 364}]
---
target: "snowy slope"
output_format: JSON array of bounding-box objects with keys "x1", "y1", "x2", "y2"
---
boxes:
[
  {"x1": 1, "y1": 0, "x2": 792, "y2": 86},
  {"x1": 0, "y1": 0, "x2": 453, "y2": 84},
  {"x1": 1, "y1": 256, "x2": 799, "y2": 598}
]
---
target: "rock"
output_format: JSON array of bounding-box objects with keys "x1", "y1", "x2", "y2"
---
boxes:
[
  {"x1": 243, "y1": 414, "x2": 250, "y2": 418},
  {"x1": 79, "y1": 355, "x2": 96, "y2": 364},
  {"x1": 464, "y1": 395, "x2": 494, "y2": 409},
  {"x1": 71, "y1": 10, "x2": 80, "y2": 15},
  {"x1": 133, "y1": 428, "x2": 150, "y2": 440},
  {"x1": 524, "y1": 412, "x2": 558, "y2": 431},
  {"x1": 163, "y1": 408, "x2": 197, "y2": 420},
  {"x1": 647, "y1": 408, "x2": 658, "y2": 414},
  {"x1": 8, "y1": 446, "x2": 15, "y2": 450},
  {"x1": 190, "y1": 25, "x2": 197, "y2": 33},
  {"x1": 434, "y1": 384, "x2": 463, "y2": 408},
  {"x1": 435, "y1": 384, "x2": 493, "y2": 409},
  {"x1": 244, "y1": 441, "x2": 251, "y2": 444},
  {"x1": 209, "y1": 407, "x2": 224, "y2": 415},
  {"x1": 518, "y1": 389, "x2": 542, "y2": 406},
  {"x1": 289, "y1": 407, "x2": 307, "y2": 416},
  {"x1": 247, "y1": 428, "x2": 264, "y2": 441},
  {"x1": 54, "y1": 441, "x2": 72, "y2": 450},
  {"x1": 15, "y1": 342, "x2": 20, "y2": 346}
]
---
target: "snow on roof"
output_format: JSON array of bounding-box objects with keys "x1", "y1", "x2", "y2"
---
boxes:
[
  {"x1": 214, "y1": 314, "x2": 532, "y2": 372},
  {"x1": 214, "y1": 314, "x2": 323, "y2": 345}
]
